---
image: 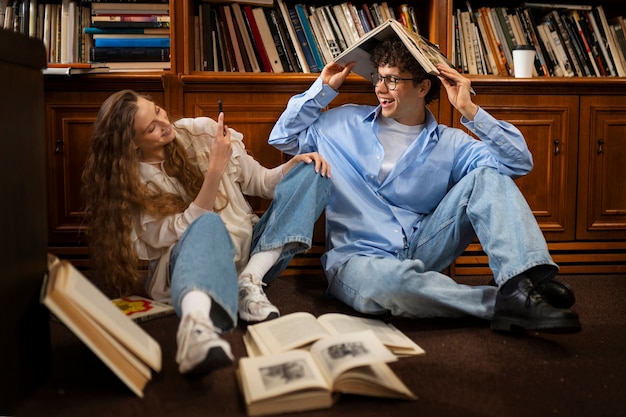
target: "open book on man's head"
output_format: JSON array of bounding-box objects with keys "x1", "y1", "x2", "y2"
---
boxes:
[{"x1": 334, "y1": 19, "x2": 475, "y2": 95}]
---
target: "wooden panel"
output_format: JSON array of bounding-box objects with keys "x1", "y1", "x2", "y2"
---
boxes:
[
  {"x1": 452, "y1": 94, "x2": 579, "y2": 241},
  {"x1": 45, "y1": 87, "x2": 165, "y2": 246},
  {"x1": 578, "y1": 96, "x2": 626, "y2": 240}
]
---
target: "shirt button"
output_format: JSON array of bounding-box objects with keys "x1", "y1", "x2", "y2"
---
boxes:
[{"x1": 478, "y1": 123, "x2": 483, "y2": 128}]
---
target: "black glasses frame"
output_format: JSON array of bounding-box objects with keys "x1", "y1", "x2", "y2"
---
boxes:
[{"x1": 370, "y1": 73, "x2": 415, "y2": 90}]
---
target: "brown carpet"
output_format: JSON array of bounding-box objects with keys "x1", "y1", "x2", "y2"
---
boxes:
[{"x1": 14, "y1": 273, "x2": 626, "y2": 417}]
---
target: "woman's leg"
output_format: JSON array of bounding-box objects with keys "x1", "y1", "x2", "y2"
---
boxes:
[{"x1": 169, "y1": 212, "x2": 238, "y2": 375}]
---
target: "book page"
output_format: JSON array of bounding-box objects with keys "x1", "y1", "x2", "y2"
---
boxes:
[
  {"x1": 333, "y1": 361, "x2": 417, "y2": 400},
  {"x1": 55, "y1": 261, "x2": 162, "y2": 371},
  {"x1": 239, "y1": 349, "x2": 330, "y2": 403},
  {"x1": 309, "y1": 330, "x2": 397, "y2": 383},
  {"x1": 334, "y1": 19, "x2": 459, "y2": 88},
  {"x1": 317, "y1": 313, "x2": 425, "y2": 357},
  {"x1": 42, "y1": 271, "x2": 151, "y2": 397},
  {"x1": 245, "y1": 312, "x2": 332, "y2": 356}
]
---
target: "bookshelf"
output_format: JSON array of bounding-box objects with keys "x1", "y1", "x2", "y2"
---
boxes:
[{"x1": 24, "y1": 0, "x2": 625, "y2": 274}]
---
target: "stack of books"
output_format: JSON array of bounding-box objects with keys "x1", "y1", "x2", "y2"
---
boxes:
[{"x1": 87, "y1": 1, "x2": 171, "y2": 72}]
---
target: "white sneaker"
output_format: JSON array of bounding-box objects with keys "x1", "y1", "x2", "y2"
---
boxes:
[
  {"x1": 175, "y1": 312, "x2": 234, "y2": 376},
  {"x1": 238, "y1": 275, "x2": 280, "y2": 322}
]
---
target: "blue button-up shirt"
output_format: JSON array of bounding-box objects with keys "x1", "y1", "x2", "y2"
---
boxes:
[{"x1": 269, "y1": 78, "x2": 533, "y2": 279}]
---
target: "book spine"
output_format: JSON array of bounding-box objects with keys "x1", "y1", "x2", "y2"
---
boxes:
[
  {"x1": 230, "y1": 3, "x2": 260, "y2": 73},
  {"x1": 221, "y1": 5, "x2": 246, "y2": 72},
  {"x1": 276, "y1": 0, "x2": 309, "y2": 73},
  {"x1": 94, "y1": 37, "x2": 169, "y2": 47},
  {"x1": 568, "y1": 10, "x2": 600, "y2": 76},
  {"x1": 243, "y1": 5, "x2": 273, "y2": 72},
  {"x1": 252, "y1": 6, "x2": 283, "y2": 73},
  {"x1": 90, "y1": 20, "x2": 169, "y2": 29},
  {"x1": 89, "y1": 46, "x2": 170, "y2": 62},
  {"x1": 294, "y1": 4, "x2": 323, "y2": 71},
  {"x1": 265, "y1": 7, "x2": 296, "y2": 72}
]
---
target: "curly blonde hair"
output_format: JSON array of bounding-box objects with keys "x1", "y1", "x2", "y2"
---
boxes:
[{"x1": 81, "y1": 90, "x2": 220, "y2": 296}]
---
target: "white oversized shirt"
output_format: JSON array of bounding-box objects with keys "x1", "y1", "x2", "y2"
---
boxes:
[{"x1": 132, "y1": 117, "x2": 283, "y2": 301}]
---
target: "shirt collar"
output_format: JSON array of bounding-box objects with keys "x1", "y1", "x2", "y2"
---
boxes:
[{"x1": 368, "y1": 106, "x2": 440, "y2": 142}]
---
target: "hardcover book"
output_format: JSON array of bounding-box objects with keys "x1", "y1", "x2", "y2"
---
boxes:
[
  {"x1": 41, "y1": 258, "x2": 161, "y2": 397},
  {"x1": 243, "y1": 311, "x2": 425, "y2": 358},
  {"x1": 334, "y1": 19, "x2": 459, "y2": 85},
  {"x1": 238, "y1": 330, "x2": 417, "y2": 416}
]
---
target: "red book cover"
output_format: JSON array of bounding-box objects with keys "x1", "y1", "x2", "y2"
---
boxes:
[{"x1": 243, "y1": 5, "x2": 273, "y2": 72}]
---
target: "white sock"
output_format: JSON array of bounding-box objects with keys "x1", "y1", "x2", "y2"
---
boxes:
[
  {"x1": 240, "y1": 246, "x2": 283, "y2": 283},
  {"x1": 180, "y1": 290, "x2": 212, "y2": 319}
]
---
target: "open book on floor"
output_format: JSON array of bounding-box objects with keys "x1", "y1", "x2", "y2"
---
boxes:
[
  {"x1": 334, "y1": 19, "x2": 474, "y2": 94},
  {"x1": 237, "y1": 330, "x2": 417, "y2": 416},
  {"x1": 41, "y1": 257, "x2": 162, "y2": 397},
  {"x1": 243, "y1": 311, "x2": 425, "y2": 358},
  {"x1": 112, "y1": 295, "x2": 175, "y2": 322}
]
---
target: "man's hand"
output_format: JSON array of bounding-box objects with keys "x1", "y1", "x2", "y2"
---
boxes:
[
  {"x1": 321, "y1": 62, "x2": 356, "y2": 91},
  {"x1": 437, "y1": 64, "x2": 479, "y2": 121}
]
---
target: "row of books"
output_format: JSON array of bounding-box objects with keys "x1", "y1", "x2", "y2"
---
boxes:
[
  {"x1": 2, "y1": 0, "x2": 171, "y2": 71},
  {"x1": 88, "y1": 1, "x2": 170, "y2": 68},
  {"x1": 454, "y1": 2, "x2": 626, "y2": 77},
  {"x1": 193, "y1": 1, "x2": 421, "y2": 73}
]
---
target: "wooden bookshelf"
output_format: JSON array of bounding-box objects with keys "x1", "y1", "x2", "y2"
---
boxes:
[{"x1": 29, "y1": 0, "x2": 625, "y2": 274}]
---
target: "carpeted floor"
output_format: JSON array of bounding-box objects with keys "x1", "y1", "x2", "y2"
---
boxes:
[{"x1": 14, "y1": 273, "x2": 626, "y2": 417}]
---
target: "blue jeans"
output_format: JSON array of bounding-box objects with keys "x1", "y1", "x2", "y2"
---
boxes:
[
  {"x1": 170, "y1": 163, "x2": 331, "y2": 331},
  {"x1": 329, "y1": 167, "x2": 557, "y2": 320}
]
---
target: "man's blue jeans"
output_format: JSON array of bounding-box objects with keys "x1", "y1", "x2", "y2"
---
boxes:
[
  {"x1": 329, "y1": 167, "x2": 557, "y2": 320},
  {"x1": 169, "y1": 163, "x2": 331, "y2": 331}
]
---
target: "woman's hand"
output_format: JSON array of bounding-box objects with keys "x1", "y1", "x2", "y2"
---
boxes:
[
  {"x1": 207, "y1": 112, "x2": 233, "y2": 177},
  {"x1": 194, "y1": 113, "x2": 233, "y2": 211},
  {"x1": 282, "y1": 152, "x2": 331, "y2": 178}
]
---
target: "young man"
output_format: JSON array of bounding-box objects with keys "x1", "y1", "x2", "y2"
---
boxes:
[{"x1": 268, "y1": 40, "x2": 580, "y2": 333}]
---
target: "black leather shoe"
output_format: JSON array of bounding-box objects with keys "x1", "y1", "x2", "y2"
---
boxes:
[
  {"x1": 534, "y1": 278, "x2": 576, "y2": 309},
  {"x1": 491, "y1": 277, "x2": 581, "y2": 333},
  {"x1": 489, "y1": 276, "x2": 576, "y2": 309}
]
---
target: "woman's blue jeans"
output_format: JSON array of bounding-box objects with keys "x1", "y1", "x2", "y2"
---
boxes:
[
  {"x1": 329, "y1": 167, "x2": 557, "y2": 320},
  {"x1": 169, "y1": 163, "x2": 331, "y2": 331}
]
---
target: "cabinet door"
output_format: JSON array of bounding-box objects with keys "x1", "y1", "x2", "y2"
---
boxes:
[
  {"x1": 578, "y1": 96, "x2": 626, "y2": 240},
  {"x1": 452, "y1": 94, "x2": 579, "y2": 241},
  {"x1": 46, "y1": 89, "x2": 165, "y2": 247},
  {"x1": 46, "y1": 101, "x2": 101, "y2": 246}
]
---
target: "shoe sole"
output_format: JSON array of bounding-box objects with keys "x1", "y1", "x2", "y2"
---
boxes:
[
  {"x1": 239, "y1": 311, "x2": 280, "y2": 323},
  {"x1": 181, "y1": 346, "x2": 233, "y2": 377},
  {"x1": 491, "y1": 315, "x2": 582, "y2": 334}
]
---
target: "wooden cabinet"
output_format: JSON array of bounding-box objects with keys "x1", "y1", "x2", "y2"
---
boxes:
[
  {"x1": 45, "y1": 75, "x2": 165, "y2": 268},
  {"x1": 452, "y1": 90, "x2": 579, "y2": 241},
  {"x1": 450, "y1": 79, "x2": 626, "y2": 274},
  {"x1": 42, "y1": 0, "x2": 625, "y2": 274},
  {"x1": 578, "y1": 95, "x2": 626, "y2": 240}
]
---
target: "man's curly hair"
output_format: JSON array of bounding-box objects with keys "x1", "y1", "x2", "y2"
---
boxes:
[{"x1": 370, "y1": 40, "x2": 441, "y2": 104}]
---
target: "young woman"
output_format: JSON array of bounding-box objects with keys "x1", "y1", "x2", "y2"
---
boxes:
[{"x1": 82, "y1": 90, "x2": 331, "y2": 375}]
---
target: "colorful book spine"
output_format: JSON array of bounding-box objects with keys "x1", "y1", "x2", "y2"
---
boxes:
[
  {"x1": 94, "y1": 37, "x2": 170, "y2": 47},
  {"x1": 288, "y1": 6, "x2": 319, "y2": 72},
  {"x1": 294, "y1": 4, "x2": 324, "y2": 71},
  {"x1": 89, "y1": 46, "x2": 170, "y2": 62}
]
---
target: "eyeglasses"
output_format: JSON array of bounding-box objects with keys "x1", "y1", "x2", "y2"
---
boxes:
[{"x1": 370, "y1": 73, "x2": 415, "y2": 91}]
